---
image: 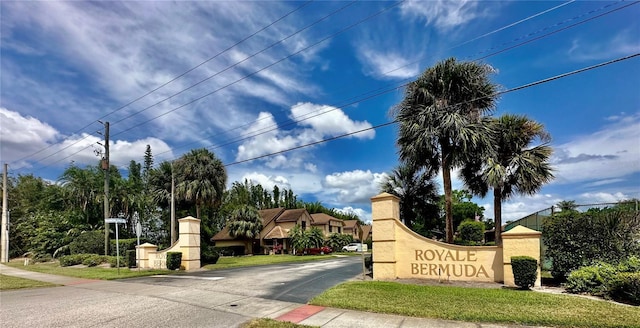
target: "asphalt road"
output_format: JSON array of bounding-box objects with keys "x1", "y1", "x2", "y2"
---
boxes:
[{"x1": 125, "y1": 255, "x2": 364, "y2": 303}]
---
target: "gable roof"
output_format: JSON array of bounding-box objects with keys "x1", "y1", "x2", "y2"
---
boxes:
[
  {"x1": 275, "y1": 208, "x2": 309, "y2": 223},
  {"x1": 361, "y1": 224, "x2": 372, "y2": 240},
  {"x1": 343, "y1": 220, "x2": 359, "y2": 229},
  {"x1": 263, "y1": 226, "x2": 288, "y2": 239},
  {"x1": 310, "y1": 213, "x2": 343, "y2": 225}
]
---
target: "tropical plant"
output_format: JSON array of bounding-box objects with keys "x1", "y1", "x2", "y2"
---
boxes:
[
  {"x1": 380, "y1": 162, "x2": 440, "y2": 230},
  {"x1": 174, "y1": 148, "x2": 227, "y2": 219},
  {"x1": 227, "y1": 205, "x2": 263, "y2": 255},
  {"x1": 326, "y1": 233, "x2": 353, "y2": 251},
  {"x1": 557, "y1": 200, "x2": 578, "y2": 212},
  {"x1": 307, "y1": 227, "x2": 325, "y2": 249},
  {"x1": 394, "y1": 58, "x2": 498, "y2": 243},
  {"x1": 462, "y1": 114, "x2": 553, "y2": 245}
]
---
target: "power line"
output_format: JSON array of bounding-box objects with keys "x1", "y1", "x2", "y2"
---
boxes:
[
  {"x1": 8, "y1": 1, "x2": 315, "y2": 168},
  {"x1": 224, "y1": 53, "x2": 639, "y2": 167}
]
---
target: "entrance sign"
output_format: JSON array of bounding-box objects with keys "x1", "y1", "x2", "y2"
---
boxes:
[
  {"x1": 136, "y1": 216, "x2": 201, "y2": 270},
  {"x1": 107, "y1": 217, "x2": 126, "y2": 274},
  {"x1": 106, "y1": 218, "x2": 126, "y2": 224},
  {"x1": 370, "y1": 193, "x2": 542, "y2": 287}
]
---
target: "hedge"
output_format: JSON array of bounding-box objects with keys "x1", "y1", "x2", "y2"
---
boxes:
[
  {"x1": 126, "y1": 250, "x2": 137, "y2": 268},
  {"x1": 167, "y1": 252, "x2": 182, "y2": 270},
  {"x1": 609, "y1": 272, "x2": 640, "y2": 305},
  {"x1": 511, "y1": 256, "x2": 537, "y2": 289},
  {"x1": 69, "y1": 231, "x2": 104, "y2": 255}
]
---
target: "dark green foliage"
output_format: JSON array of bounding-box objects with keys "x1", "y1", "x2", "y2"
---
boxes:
[
  {"x1": 543, "y1": 210, "x2": 640, "y2": 279},
  {"x1": 126, "y1": 250, "x2": 137, "y2": 268},
  {"x1": 511, "y1": 256, "x2": 538, "y2": 289},
  {"x1": 201, "y1": 244, "x2": 220, "y2": 265},
  {"x1": 215, "y1": 246, "x2": 246, "y2": 256},
  {"x1": 69, "y1": 230, "x2": 105, "y2": 255},
  {"x1": 59, "y1": 254, "x2": 86, "y2": 267},
  {"x1": 364, "y1": 237, "x2": 372, "y2": 251},
  {"x1": 609, "y1": 272, "x2": 640, "y2": 305},
  {"x1": 81, "y1": 254, "x2": 105, "y2": 267},
  {"x1": 326, "y1": 233, "x2": 353, "y2": 252},
  {"x1": 108, "y1": 256, "x2": 126, "y2": 268},
  {"x1": 167, "y1": 252, "x2": 182, "y2": 270},
  {"x1": 109, "y1": 239, "x2": 138, "y2": 256},
  {"x1": 457, "y1": 220, "x2": 485, "y2": 244},
  {"x1": 59, "y1": 253, "x2": 114, "y2": 267},
  {"x1": 564, "y1": 262, "x2": 617, "y2": 295},
  {"x1": 364, "y1": 254, "x2": 373, "y2": 270}
]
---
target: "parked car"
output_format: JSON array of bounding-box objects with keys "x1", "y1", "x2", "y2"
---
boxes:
[
  {"x1": 342, "y1": 243, "x2": 366, "y2": 252},
  {"x1": 305, "y1": 246, "x2": 332, "y2": 255}
]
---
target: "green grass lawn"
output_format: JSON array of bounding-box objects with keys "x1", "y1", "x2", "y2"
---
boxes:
[
  {"x1": 310, "y1": 281, "x2": 640, "y2": 328},
  {"x1": 241, "y1": 318, "x2": 317, "y2": 328},
  {"x1": 0, "y1": 274, "x2": 60, "y2": 290},
  {"x1": 4, "y1": 262, "x2": 170, "y2": 280},
  {"x1": 203, "y1": 254, "x2": 337, "y2": 270}
]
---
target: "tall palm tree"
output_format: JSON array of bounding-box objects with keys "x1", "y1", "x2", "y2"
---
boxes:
[
  {"x1": 380, "y1": 162, "x2": 440, "y2": 229},
  {"x1": 227, "y1": 204, "x2": 263, "y2": 254},
  {"x1": 59, "y1": 164, "x2": 101, "y2": 223},
  {"x1": 174, "y1": 148, "x2": 227, "y2": 219},
  {"x1": 462, "y1": 114, "x2": 554, "y2": 245},
  {"x1": 394, "y1": 58, "x2": 498, "y2": 243}
]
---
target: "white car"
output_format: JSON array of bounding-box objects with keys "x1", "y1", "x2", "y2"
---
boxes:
[{"x1": 342, "y1": 243, "x2": 361, "y2": 252}]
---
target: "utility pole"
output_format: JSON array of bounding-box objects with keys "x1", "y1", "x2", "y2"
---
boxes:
[
  {"x1": 100, "y1": 121, "x2": 110, "y2": 256},
  {"x1": 171, "y1": 162, "x2": 176, "y2": 244},
  {"x1": 1, "y1": 163, "x2": 9, "y2": 262}
]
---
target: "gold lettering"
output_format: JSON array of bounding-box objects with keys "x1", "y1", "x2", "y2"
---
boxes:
[
  {"x1": 424, "y1": 250, "x2": 436, "y2": 261},
  {"x1": 467, "y1": 251, "x2": 477, "y2": 262},
  {"x1": 415, "y1": 250, "x2": 424, "y2": 261},
  {"x1": 465, "y1": 264, "x2": 476, "y2": 277},
  {"x1": 411, "y1": 263, "x2": 419, "y2": 274},
  {"x1": 444, "y1": 250, "x2": 455, "y2": 261},
  {"x1": 455, "y1": 250, "x2": 466, "y2": 261},
  {"x1": 429, "y1": 264, "x2": 438, "y2": 276},
  {"x1": 476, "y1": 265, "x2": 489, "y2": 278},
  {"x1": 420, "y1": 263, "x2": 428, "y2": 275},
  {"x1": 438, "y1": 264, "x2": 449, "y2": 276},
  {"x1": 435, "y1": 249, "x2": 445, "y2": 261},
  {"x1": 452, "y1": 264, "x2": 463, "y2": 277}
]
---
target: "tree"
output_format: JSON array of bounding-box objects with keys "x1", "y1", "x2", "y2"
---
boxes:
[
  {"x1": 59, "y1": 164, "x2": 102, "y2": 223},
  {"x1": 227, "y1": 205, "x2": 263, "y2": 254},
  {"x1": 462, "y1": 114, "x2": 553, "y2": 245},
  {"x1": 557, "y1": 200, "x2": 578, "y2": 212},
  {"x1": 174, "y1": 148, "x2": 227, "y2": 219},
  {"x1": 394, "y1": 58, "x2": 498, "y2": 243},
  {"x1": 380, "y1": 162, "x2": 440, "y2": 230}
]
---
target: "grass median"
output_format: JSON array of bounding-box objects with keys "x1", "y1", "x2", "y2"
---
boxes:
[
  {"x1": 310, "y1": 281, "x2": 640, "y2": 328},
  {"x1": 0, "y1": 274, "x2": 60, "y2": 290},
  {"x1": 5, "y1": 262, "x2": 170, "y2": 280}
]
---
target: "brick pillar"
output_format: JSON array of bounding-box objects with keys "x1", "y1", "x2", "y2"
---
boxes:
[
  {"x1": 136, "y1": 243, "x2": 158, "y2": 269},
  {"x1": 502, "y1": 226, "x2": 542, "y2": 287},
  {"x1": 178, "y1": 216, "x2": 200, "y2": 270},
  {"x1": 371, "y1": 192, "x2": 400, "y2": 279}
]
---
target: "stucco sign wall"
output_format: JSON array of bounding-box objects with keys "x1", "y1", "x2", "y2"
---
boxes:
[{"x1": 371, "y1": 193, "x2": 541, "y2": 287}]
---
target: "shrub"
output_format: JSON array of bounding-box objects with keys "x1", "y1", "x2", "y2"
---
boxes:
[
  {"x1": 126, "y1": 250, "x2": 137, "y2": 268},
  {"x1": 215, "y1": 246, "x2": 245, "y2": 256},
  {"x1": 608, "y1": 272, "x2": 640, "y2": 305},
  {"x1": 59, "y1": 254, "x2": 86, "y2": 267},
  {"x1": 108, "y1": 255, "x2": 126, "y2": 268},
  {"x1": 364, "y1": 254, "x2": 372, "y2": 270},
  {"x1": 69, "y1": 231, "x2": 105, "y2": 255},
  {"x1": 543, "y1": 210, "x2": 640, "y2": 280},
  {"x1": 617, "y1": 255, "x2": 640, "y2": 273},
  {"x1": 110, "y1": 239, "x2": 139, "y2": 256},
  {"x1": 201, "y1": 245, "x2": 220, "y2": 265},
  {"x1": 564, "y1": 263, "x2": 617, "y2": 295},
  {"x1": 166, "y1": 252, "x2": 182, "y2": 270},
  {"x1": 511, "y1": 256, "x2": 538, "y2": 289},
  {"x1": 457, "y1": 220, "x2": 484, "y2": 244},
  {"x1": 82, "y1": 254, "x2": 106, "y2": 267}
]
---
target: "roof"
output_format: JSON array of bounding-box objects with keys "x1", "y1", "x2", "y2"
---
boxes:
[
  {"x1": 211, "y1": 225, "x2": 234, "y2": 241},
  {"x1": 263, "y1": 226, "x2": 289, "y2": 239},
  {"x1": 361, "y1": 225, "x2": 372, "y2": 240},
  {"x1": 310, "y1": 213, "x2": 343, "y2": 225},
  {"x1": 275, "y1": 208, "x2": 308, "y2": 223},
  {"x1": 343, "y1": 220, "x2": 359, "y2": 229}
]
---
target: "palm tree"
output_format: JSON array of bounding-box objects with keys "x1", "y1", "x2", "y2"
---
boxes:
[
  {"x1": 557, "y1": 200, "x2": 577, "y2": 212},
  {"x1": 462, "y1": 114, "x2": 554, "y2": 245},
  {"x1": 174, "y1": 148, "x2": 227, "y2": 219},
  {"x1": 394, "y1": 58, "x2": 498, "y2": 243},
  {"x1": 380, "y1": 163, "x2": 440, "y2": 229},
  {"x1": 59, "y1": 164, "x2": 100, "y2": 223},
  {"x1": 227, "y1": 205, "x2": 263, "y2": 254}
]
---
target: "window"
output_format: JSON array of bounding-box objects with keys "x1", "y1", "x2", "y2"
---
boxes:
[
  {"x1": 329, "y1": 225, "x2": 333, "y2": 233},
  {"x1": 302, "y1": 221, "x2": 306, "y2": 230},
  {"x1": 338, "y1": 227, "x2": 341, "y2": 233}
]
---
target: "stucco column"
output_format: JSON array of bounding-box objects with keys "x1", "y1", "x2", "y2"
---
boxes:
[
  {"x1": 502, "y1": 226, "x2": 542, "y2": 287},
  {"x1": 371, "y1": 192, "x2": 400, "y2": 279},
  {"x1": 178, "y1": 216, "x2": 201, "y2": 270},
  {"x1": 136, "y1": 243, "x2": 158, "y2": 269}
]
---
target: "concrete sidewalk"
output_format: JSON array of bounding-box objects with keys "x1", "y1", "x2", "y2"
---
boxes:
[{"x1": 1, "y1": 264, "x2": 546, "y2": 328}]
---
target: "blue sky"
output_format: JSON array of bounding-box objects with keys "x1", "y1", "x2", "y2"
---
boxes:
[{"x1": 1, "y1": 1, "x2": 639, "y2": 222}]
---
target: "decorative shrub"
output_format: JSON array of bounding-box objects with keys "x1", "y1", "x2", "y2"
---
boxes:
[
  {"x1": 457, "y1": 220, "x2": 485, "y2": 244},
  {"x1": 511, "y1": 256, "x2": 538, "y2": 289},
  {"x1": 82, "y1": 254, "x2": 107, "y2": 267},
  {"x1": 108, "y1": 255, "x2": 126, "y2": 268},
  {"x1": 364, "y1": 254, "x2": 372, "y2": 270},
  {"x1": 215, "y1": 246, "x2": 245, "y2": 256},
  {"x1": 126, "y1": 250, "x2": 137, "y2": 268},
  {"x1": 617, "y1": 256, "x2": 640, "y2": 273},
  {"x1": 59, "y1": 254, "x2": 86, "y2": 267},
  {"x1": 110, "y1": 239, "x2": 139, "y2": 256},
  {"x1": 201, "y1": 244, "x2": 220, "y2": 265},
  {"x1": 69, "y1": 231, "x2": 105, "y2": 255},
  {"x1": 166, "y1": 252, "x2": 182, "y2": 270},
  {"x1": 608, "y1": 272, "x2": 640, "y2": 305},
  {"x1": 564, "y1": 262, "x2": 617, "y2": 295}
]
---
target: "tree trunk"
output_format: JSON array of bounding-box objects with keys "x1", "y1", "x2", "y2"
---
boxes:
[
  {"x1": 442, "y1": 153, "x2": 454, "y2": 244},
  {"x1": 494, "y1": 187, "x2": 502, "y2": 246}
]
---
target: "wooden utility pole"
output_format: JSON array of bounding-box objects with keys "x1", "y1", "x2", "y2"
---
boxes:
[
  {"x1": 171, "y1": 162, "x2": 176, "y2": 244},
  {"x1": 102, "y1": 122, "x2": 110, "y2": 256},
  {"x1": 1, "y1": 163, "x2": 8, "y2": 262}
]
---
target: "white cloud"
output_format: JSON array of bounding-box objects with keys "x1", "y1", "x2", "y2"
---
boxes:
[
  {"x1": 323, "y1": 169, "x2": 389, "y2": 204},
  {"x1": 357, "y1": 49, "x2": 420, "y2": 79},
  {"x1": 239, "y1": 172, "x2": 292, "y2": 192},
  {"x1": 290, "y1": 102, "x2": 375, "y2": 140},
  {"x1": 552, "y1": 113, "x2": 640, "y2": 184},
  {"x1": 400, "y1": 0, "x2": 483, "y2": 30},
  {"x1": 0, "y1": 107, "x2": 59, "y2": 165},
  {"x1": 337, "y1": 206, "x2": 372, "y2": 224},
  {"x1": 577, "y1": 192, "x2": 631, "y2": 204},
  {"x1": 568, "y1": 30, "x2": 640, "y2": 62}
]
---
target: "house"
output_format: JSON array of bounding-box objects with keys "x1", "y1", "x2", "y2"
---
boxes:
[
  {"x1": 343, "y1": 220, "x2": 363, "y2": 241},
  {"x1": 361, "y1": 224, "x2": 372, "y2": 241},
  {"x1": 310, "y1": 213, "x2": 344, "y2": 236},
  {"x1": 212, "y1": 207, "x2": 313, "y2": 255}
]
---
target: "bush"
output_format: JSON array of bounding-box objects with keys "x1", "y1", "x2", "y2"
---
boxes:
[
  {"x1": 126, "y1": 250, "x2": 137, "y2": 268},
  {"x1": 110, "y1": 239, "x2": 139, "y2": 256},
  {"x1": 511, "y1": 256, "x2": 538, "y2": 289},
  {"x1": 166, "y1": 252, "x2": 182, "y2": 270},
  {"x1": 543, "y1": 210, "x2": 640, "y2": 280},
  {"x1": 59, "y1": 254, "x2": 86, "y2": 267},
  {"x1": 617, "y1": 255, "x2": 640, "y2": 273},
  {"x1": 608, "y1": 272, "x2": 640, "y2": 305},
  {"x1": 108, "y1": 255, "x2": 126, "y2": 268},
  {"x1": 564, "y1": 263, "x2": 617, "y2": 295},
  {"x1": 364, "y1": 254, "x2": 372, "y2": 270},
  {"x1": 82, "y1": 254, "x2": 107, "y2": 267},
  {"x1": 457, "y1": 220, "x2": 485, "y2": 244},
  {"x1": 69, "y1": 231, "x2": 105, "y2": 255},
  {"x1": 201, "y1": 244, "x2": 220, "y2": 265}
]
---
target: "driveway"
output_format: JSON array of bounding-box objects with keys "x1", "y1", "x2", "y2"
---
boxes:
[{"x1": 124, "y1": 255, "x2": 364, "y2": 303}]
